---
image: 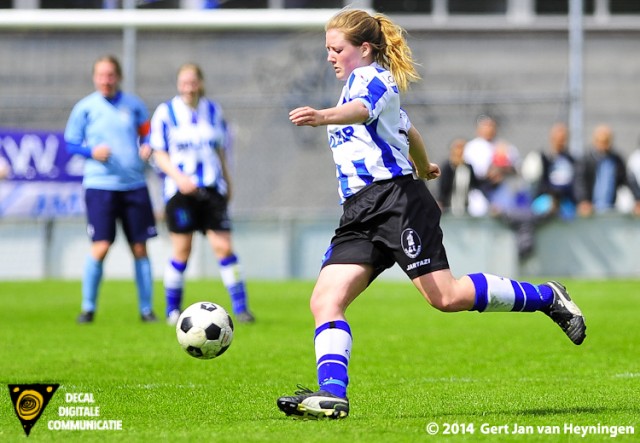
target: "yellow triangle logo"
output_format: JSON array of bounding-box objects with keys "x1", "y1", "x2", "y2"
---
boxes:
[{"x1": 8, "y1": 384, "x2": 59, "y2": 436}]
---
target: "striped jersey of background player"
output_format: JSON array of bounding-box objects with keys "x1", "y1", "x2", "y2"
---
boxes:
[{"x1": 149, "y1": 62, "x2": 255, "y2": 325}]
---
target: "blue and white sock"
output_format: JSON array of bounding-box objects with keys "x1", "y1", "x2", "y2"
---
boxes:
[
  {"x1": 164, "y1": 259, "x2": 187, "y2": 316},
  {"x1": 468, "y1": 273, "x2": 554, "y2": 312},
  {"x1": 219, "y1": 254, "x2": 248, "y2": 315},
  {"x1": 81, "y1": 256, "x2": 103, "y2": 313},
  {"x1": 134, "y1": 257, "x2": 153, "y2": 315},
  {"x1": 315, "y1": 320, "x2": 352, "y2": 398}
]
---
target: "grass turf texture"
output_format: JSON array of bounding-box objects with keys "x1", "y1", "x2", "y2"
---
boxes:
[{"x1": 0, "y1": 279, "x2": 638, "y2": 442}]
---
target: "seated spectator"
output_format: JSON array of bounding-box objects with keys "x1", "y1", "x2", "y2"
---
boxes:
[
  {"x1": 575, "y1": 124, "x2": 626, "y2": 217},
  {"x1": 488, "y1": 140, "x2": 517, "y2": 184},
  {"x1": 463, "y1": 114, "x2": 520, "y2": 208},
  {"x1": 437, "y1": 138, "x2": 483, "y2": 216},
  {"x1": 486, "y1": 140, "x2": 524, "y2": 213}
]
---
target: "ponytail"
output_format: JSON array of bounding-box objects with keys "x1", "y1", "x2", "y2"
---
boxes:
[{"x1": 374, "y1": 14, "x2": 420, "y2": 92}]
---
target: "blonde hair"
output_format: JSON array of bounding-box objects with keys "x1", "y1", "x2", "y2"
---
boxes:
[
  {"x1": 177, "y1": 62, "x2": 206, "y2": 97},
  {"x1": 325, "y1": 9, "x2": 420, "y2": 92}
]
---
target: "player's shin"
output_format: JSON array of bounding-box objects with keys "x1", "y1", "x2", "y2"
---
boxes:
[
  {"x1": 468, "y1": 273, "x2": 553, "y2": 312},
  {"x1": 315, "y1": 320, "x2": 352, "y2": 398},
  {"x1": 81, "y1": 256, "x2": 103, "y2": 312},
  {"x1": 134, "y1": 257, "x2": 153, "y2": 314},
  {"x1": 165, "y1": 259, "x2": 187, "y2": 316},
  {"x1": 219, "y1": 254, "x2": 248, "y2": 315}
]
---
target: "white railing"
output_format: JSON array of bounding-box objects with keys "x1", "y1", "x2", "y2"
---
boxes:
[
  {"x1": 0, "y1": 9, "x2": 337, "y2": 30},
  {"x1": 2, "y1": 7, "x2": 640, "y2": 32}
]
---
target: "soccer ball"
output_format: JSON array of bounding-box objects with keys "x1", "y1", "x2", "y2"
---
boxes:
[{"x1": 176, "y1": 302, "x2": 234, "y2": 360}]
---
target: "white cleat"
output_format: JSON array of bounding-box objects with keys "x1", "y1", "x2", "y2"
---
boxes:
[{"x1": 277, "y1": 385, "x2": 349, "y2": 419}]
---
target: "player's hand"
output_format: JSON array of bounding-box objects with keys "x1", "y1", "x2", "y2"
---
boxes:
[
  {"x1": 139, "y1": 144, "x2": 153, "y2": 162},
  {"x1": 92, "y1": 144, "x2": 111, "y2": 162},
  {"x1": 176, "y1": 175, "x2": 198, "y2": 195},
  {"x1": 289, "y1": 106, "x2": 322, "y2": 127},
  {"x1": 417, "y1": 163, "x2": 441, "y2": 180}
]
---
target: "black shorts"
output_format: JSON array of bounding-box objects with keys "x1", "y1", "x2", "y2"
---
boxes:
[
  {"x1": 165, "y1": 187, "x2": 231, "y2": 234},
  {"x1": 322, "y1": 175, "x2": 450, "y2": 281}
]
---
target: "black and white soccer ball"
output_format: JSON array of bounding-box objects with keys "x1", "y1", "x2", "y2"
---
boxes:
[{"x1": 176, "y1": 302, "x2": 234, "y2": 360}]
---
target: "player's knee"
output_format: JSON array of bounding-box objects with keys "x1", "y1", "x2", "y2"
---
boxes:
[
  {"x1": 309, "y1": 294, "x2": 324, "y2": 317},
  {"x1": 130, "y1": 242, "x2": 148, "y2": 258},
  {"x1": 431, "y1": 299, "x2": 456, "y2": 312},
  {"x1": 91, "y1": 241, "x2": 111, "y2": 261},
  {"x1": 309, "y1": 292, "x2": 341, "y2": 320}
]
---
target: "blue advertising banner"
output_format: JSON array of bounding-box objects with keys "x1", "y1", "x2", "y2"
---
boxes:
[{"x1": 0, "y1": 129, "x2": 86, "y2": 218}]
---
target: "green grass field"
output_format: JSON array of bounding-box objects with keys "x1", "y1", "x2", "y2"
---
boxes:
[{"x1": 0, "y1": 278, "x2": 638, "y2": 442}]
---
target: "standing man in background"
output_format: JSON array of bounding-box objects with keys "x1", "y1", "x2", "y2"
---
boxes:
[
  {"x1": 65, "y1": 55, "x2": 158, "y2": 324},
  {"x1": 529, "y1": 122, "x2": 577, "y2": 220},
  {"x1": 437, "y1": 137, "x2": 480, "y2": 216},
  {"x1": 575, "y1": 124, "x2": 627, "y2": 217}
]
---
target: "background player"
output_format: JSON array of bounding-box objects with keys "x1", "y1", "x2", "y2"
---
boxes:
[
  {"x1": 65, "y1": 55, "x2": 157, "y2": 323},
  {"x1": 150, "y1": 63, "x2": 254, "y2": 325}
]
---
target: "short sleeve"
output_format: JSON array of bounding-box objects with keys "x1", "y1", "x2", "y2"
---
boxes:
[{"x1": 346, "y1": 68, "x2": 390, "y2": 124}]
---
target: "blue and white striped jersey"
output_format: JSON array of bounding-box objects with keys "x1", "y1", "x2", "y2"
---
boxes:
[
  {"x1": 149, "y1": 96, "x2": 228, "y2": 201},
  {"x1": 327, "y1": 62, "x2": 414, "y2": 202},
  {"x1": 64, "y1": 91, "x2": 150, "y2": 191}
]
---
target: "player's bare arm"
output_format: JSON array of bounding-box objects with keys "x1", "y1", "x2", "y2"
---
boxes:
[
  {"x1": 407, "y1": 126, "x2": 440, "y2": 180},
  {"x1": 290, "y1": 100, "x2": 369, "y2": 127},
  {"x1": 217, "y1": 148, "x2": 233, "y2": 202}
]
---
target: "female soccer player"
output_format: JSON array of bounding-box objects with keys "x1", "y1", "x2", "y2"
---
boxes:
[
  {"x1": 150, "y1": 63, "x2": 254, "y2": 325},
  {"x1": 65, "y1": 55, "x2": 157, "y2": 324},
  {"x1": 277, "y1": 8, "x2": 586, "y2": 420}
]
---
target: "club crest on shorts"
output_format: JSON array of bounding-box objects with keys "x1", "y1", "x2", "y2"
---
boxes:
[{"x1": 401, "y1": 228, "x2": 422, "y2": 259}]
